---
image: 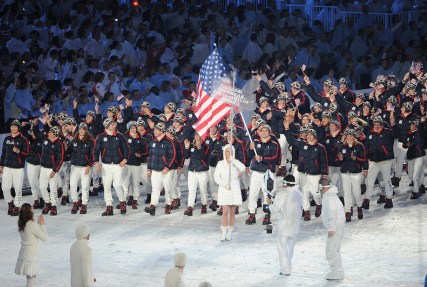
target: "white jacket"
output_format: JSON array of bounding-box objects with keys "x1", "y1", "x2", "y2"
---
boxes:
[
  {"x1": 70, "y1": 240, "x2": 94, "y2": 287},
  {"x1": 269, "y1": 186, "x2": 303, "y2": 237},
  {"x1": 164, "y1": 266, "x2": 185, "y2": 287},
  {"x1": 321, "y1": 186, "x2": 346, "y2": 232}
]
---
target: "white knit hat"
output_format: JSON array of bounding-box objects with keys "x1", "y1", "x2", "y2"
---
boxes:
[
  {"x1": 174, "y1": 252, "x2": 187, "y2": 267},
  {"x1": 76, "y1": 224, "x2": 90, "y2": 240}
]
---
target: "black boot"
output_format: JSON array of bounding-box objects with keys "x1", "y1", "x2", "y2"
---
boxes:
[
  {"x1": 145, "y1": 194, "x2": 151, "y2": 204},
  {"x1": 410, "y1": 192, "x2": 420, "y2": 200},
  {"x1": 391, "y1": 177, "x2": 400, "y2": 187},
  {"x1": 420, "y1": 185, "x2": 426, "y2": 195},
  {"x1": 384, "y1": 198, "x2": 393, "y2": 209},
  {"x1": 209, "y1": 200, "x2": 218, "y2": 211},
  {"x1": 10, "y1": 207, "x2": 20, "y2": 216},
  {"x1": 42, "y1": 203, "x2": 51, "y2": 215},
  {"x1": 357, "y1": 207, "x2": 363, "y2": 219},
  {"x1": 120, "y1": 201, "x2": 127, "y2": 215},
  {"x1": 315, "y1": 205, "x2": 322, "y2": 217},
  {"x1": 71, "y1": 202, "x2": 79, "y2": 214},
  {"x1": 39, "y1": 198, "x2": 45, "y2": 209},
  {"x1": 303, "y1": 210, "x2": 311, "y2": 221},
  {"x1": 345, "y1": 212, "x2": 351, "y2": 222},
  {"x1": 245, "y1": 213, "x2": 256, "y2": 225},
  {"x1": 377, "y1": 195, "x2": 386, "y2": 204},
  {"x1": 362, "y1": 199, "x2": 370, "y2": 210},
  {"x1": 184, "y1": 207, "x2": 193, "y2": 216},
  {"x1": 241, "y1": 189, "x2": 248, "y2": 202},
  {"x1": 126, "y1": 196, "x2": 134, "y2": 206},
  {"x1": 144, "y1": 205, "x2": 156, "y2": 216},
  {"x1": 50, "y1": 205, "x2": 57, "y2": 216},
  {"x1": 7, "y1": 202, "x2": 15, "y2": 215}
]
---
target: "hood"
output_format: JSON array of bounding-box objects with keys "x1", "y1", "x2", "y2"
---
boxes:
[
  {"x1": 325, "y1": 185, "x2": 339, "y2": 195},
  {"x1": 222, "y1": 144, "x2": 236, "y2": 160},
  {"x1": 76, "y1": 224, "x2": 90, "y2": 240}
]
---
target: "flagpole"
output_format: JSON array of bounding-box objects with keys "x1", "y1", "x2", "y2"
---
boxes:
[
  {"x1": 228, "y1": 67, "x2": 236, "y2": 188},
  {"x1": 241, "y1": 116, "x2": 257, "y2": 156}
]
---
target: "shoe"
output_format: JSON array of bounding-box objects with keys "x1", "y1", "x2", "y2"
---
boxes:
[
  {"x1": 262, "y1": 214, "x2": 271, "y2": 225},
  {"x1": 303, "y1": 210, "x2": 311, "y2": 221},
  {"x1": 144, "y1": 205, "x2": 156, "y2": 216},
  {"x1": 39, "y1": 198, "x2": 45, "y2": 209},
  {"x1": 391, "y1": 177, "x2": 400, "y2": 187},
  {"x1": 126, "y1": 196, "x2": 134, "y2": 206},
  {"x1": 315, "y1": 205, "x2": 322, "y2": 217},
  {"x1": 384, "y1": 198, "x2": 393, "y2": 209},
  {"x1": 310, "y1": 199, "x2": 316, "y2": 207},
  {"x1": 89, "y1": 189, "x2": 98, "y2": 197},
  {"x1": 257, "y1": 198, "x2": 262, "y2": 208},
  {"x1": 165, "y1": 205, "x2": 171, "y2": 214},
  {"x1": 241, "y1": 189, "x2": 247, "y2": 202},
  {"x1": 42, "y1": 203, "x2": 51, "y2": 215},
  {"x1": 78, "y1": 199, "x2": 82, "y2": 207},
  {"x1": 409, "y1": 181, "x2": 414, "y2": 187},
  {"x1": 339, "y1": 196, "x2": 345, "y2": 206},
  {"x1": 245, "y1": 213, "x2": 256, "y2": 225},
  {"x1": 225, "y1": 226, "x2": 234, "y2": 241},
  {"x1": 60, "y1": 195, "x2": 69, "y2": 206},
  {"x1": 410, "y1": 192, "x2": 420, "y2": 199},
  {"x1": 80, "y1": 204, "x2": 87, "y2": 214},
  {"x1": 7, "y1": 202, "x2": 15, "y2": 215},
  {"x1": 50, "y1": 205, "x2": 57, "y2": 216},
  {"x1": 132, "y1": 200, "x2": 138, "y2": 209},
  {"x1": 345, "y1": 212, "x2": 351, "y2": 222},
  {"x1": 116, "y1": 203, "x2": 121, "y2": 209},
  {"x1": 361, "y1": 183, "x2": 366, "y2": 195},
  {"x1": 420, "y1": 185, "x2": 426, "y2": 194},
  {"x1": 33, "y1": 200, "x2": 40, "y2": 209},
  {"x1": 357, "y1": 207, "x2": 363, "y2": 219},
  {"x1": 102, "y1": 206, "x2": 114, "y2": 216},
  {"x1": 184, "y1": 207, "x2": 193, "y2": 216},
  {"x1": 177, "y1": 198, "x2": 181, "y2": 207},
  {"x1": 201, "y1": 205, "x2": 207, "y2": 214},
  {"x1": 120, "y1": 201, "x2": 127, "y2": 214},
  {"x1": 377, "y1": 195, "x2": 386, "y2": 204},
  {"x1": 10, "y1": 207, "x2": 20, "y2": 216},
  {"x1": 235, "y1": 206, "x2": 239, "y2": 214},
  {"x1": 209, "y1": 200, "x2": 218, "y2": 211},
  {"x1": 217, "y1": 206, "x2": 223, "y2": 216},
  {"x1": 160, "y1": 188, "x2": 165, "y2": 196},
  {"x1": 145, "y1": 194, "x2": 151, "y2": 204},
  {"x1": 362, "y1": 199, "x2": 370, "y2": 210},
  {"x1": 350, "y1": 206, "x2": 353, "y2": 216},
  {"x1": 71, "y1": 202, "x2": 79, "y2": 214}
]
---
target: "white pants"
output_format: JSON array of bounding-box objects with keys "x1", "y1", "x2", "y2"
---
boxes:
[
  {"x1": 341, "y1": 172, "x2": 363, "y2": 212},
  {"x1": 2, "y1": 167, "x2": 24, "y2": 206},
  {"x1": 365, "y1": 160, "x2": 393, "y2": 200},
  {"x1": 328, "y1": 166, "x2": 342, "y2": 197},
  {"x1": 187, "y1": 171, "x2": 209, "y2": 207},
  {"x1": 277, "y1": 234, "x2": 296, "y2": 274},
  {"x1": 122, "y1": 165, "x2": 142, "y2": 199},
  {"x1": 150, "y1": 170, "x2": 173, "y2": 206},
  {"x1": 27, "y1": 163, "x2": 42, "y2": 201},
  {"x1": 70, "y1": 165, "x2": 92, "y2": 204},
  {"x1": 248, "y1": 171, "x2": 275, "y2": 213},
  {"x1": 141, "y1": 163, "x2": 152, "y2": 195},
  {"x1": 291, "y1": 164, "x2": 300, "y2": 183},
  {"x1": 57, "y1": 161, "x2": 71, "y2": 196},
  {"x1": 394, "y1": 142, "x2": 408, "y2": 178},
  {"x1": 241, "y1": 169, "x2": 250, "y2": 190},
  {"x1": 326, "y1": 224, "x2": 345, "y2": 274},
  {"x1": 299, "y1": 173, "x2": 322, "y2": 211},
  {"x1": 101, "y1": 163, "x2": 124, "y2": 206},
  {"x1": 407, "y1": 156, "x2": 425, "y2": 192},
  {"x1": 170, "y1": 169, "x2": 180, "y2": 200},
  {"x1": 207, "y1": 167, "x2": 219, "y2": 201},
  {"x1": 40, "y1": 167, "x2": 59, "y2": 206},
  {"x1": 279, "y1": 134, "x2": 291, "y2": 167}
]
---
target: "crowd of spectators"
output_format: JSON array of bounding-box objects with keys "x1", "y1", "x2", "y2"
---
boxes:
[{"x1": 0, "y1": 0, "x2": 426, "y2": 130}]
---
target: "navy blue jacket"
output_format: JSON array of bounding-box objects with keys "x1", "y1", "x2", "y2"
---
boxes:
[
  {"x1": 93, "y1": 131, "x2": 129, "y2": 164},
  {"x1": 185, "y1": 142, "x2": 210, "y2": 172},
  {"x1": 284, "y1": 129, "x2": 328, "y2": 175},
  {"x1": 321, "y1": 133, "x2": 343, "y2": 167},
  {"x1": 70, "y1": 137, "x2": 95, "y2": 167},
  {"x1": 40, "y1": 137, "x2": 65, "y2": 172},
  {"x1": 22, "y1": 125, "x2": 43, "y2": 165},
  {"x1": 205, "y1": 133, "x2": 223, "y2": 167},
  {"x1": 124, "y1": 133, "x2": 147, "y2": 166},
  {"x1": 393, "y1": 112, "x2": 418, "y2": 143},
  {"x1": 406, "y1": 122, "x2": 427, "y2": 160},
  {"x1": 336, "y1": 142, "x2": 367, "y2": 173},
  {"x1": 247, "y1": 137, "x2": 280, "y2": 173},
  {"x1": 147, "y1": 135, "x2": 176, "y2": 171},
  {"x1": 365, "y1": 127, "x2": 396, "y2": 162},
  {"x1": 0, "y1": 133, "x2": 30, "y2": 168}
]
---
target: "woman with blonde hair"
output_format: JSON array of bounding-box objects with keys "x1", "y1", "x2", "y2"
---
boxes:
[
  {"x1": 15, "y1": 203, "x2": 48, "y2": 287},
  {"x1": 336, "y1": 129, "x2": 367, "y2": 222},
  {"x1": 214, "y1": 144, "x2": 246, "y2": 241}
]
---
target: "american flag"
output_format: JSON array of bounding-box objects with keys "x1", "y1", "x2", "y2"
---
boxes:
[{"x1": 193, "y1": 48, "x2": 231, "y2": 139}]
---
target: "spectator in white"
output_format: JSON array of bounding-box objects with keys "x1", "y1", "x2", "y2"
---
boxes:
[
  {"x1": 218, "y1": 36, "x2": 234, "y2": 64},
  {"x1": 164, "y1": 252, "x2": 186, "y2": 287},
  {"x1": 93, "y1": 72, "x2": 110, "y2": 100},
  {"x1": 6, "y1": 28, "x2": 30, "y2": 55},
  {"x1": 122, "y1": 31, "x2": 138, "y2": 68},
  {"x1": 151, "y1": 64, "x2": 172, "y2": 88},
  {"x1": 319, "y1": 178, "x2": 345, "y2": 281},
  {"x1": 349, "y1": 29, "x2": 369, "y2": 62},
  {"x1": 70, "y1": 224, "x2": 95, "y2": 287},
  {"x1": 266, "y1": 175, "x2": 302, "y2": 276},
  {"x1": 109, "y1": 40, "x2": 125, "y2": 60},
  {"x1": 160, "y1": 43, "x2": 179, "y2": 72},
  {"x1": 43, "y1": 50, "x2": 60, "y2": 81},
  {"x1": 84, "y1": 30, "x2": 106, "y2": 60},
  {"x1": 129, "y1": 70, "x2": 154, "y2": 96},
  {"x1": 242, "y1": 33, "x2": 263, "y2": 66},
  {"x1": 15, "y1": 203, "x2": 48, "y2": 287},
  {"x1": 190, "y1": 34, "x2": 210, "y2": 67}
]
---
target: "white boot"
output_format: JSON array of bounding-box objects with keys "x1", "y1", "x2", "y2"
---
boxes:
[
  {"x1": 220, "y1": 226, "x2": 227, "y2": 242},
  {"x1": 225, "y1": 225, "x2": 234, "y2": 241}
]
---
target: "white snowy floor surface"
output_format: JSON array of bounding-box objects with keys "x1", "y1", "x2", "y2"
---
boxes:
[{"x1": 1, "y1": 177, "x2": 426, "y2": 287}]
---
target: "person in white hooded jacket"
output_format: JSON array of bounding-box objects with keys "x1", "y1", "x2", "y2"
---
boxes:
[
  {"x1": 70, "y1": 224, "x2": 95, "y2": 287},
  {"x1": 164, "y1": 252, "x2": 186, "y2": 287},
  {"x1": 214, "y1": 144, "x2": 246, "y2": 241},
  {"x1": 266, "y1": 174, "x2": 302, "y2": 276},
  {"x1": 319, "y1": 178, "x2": 345, "y2": 280}
]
